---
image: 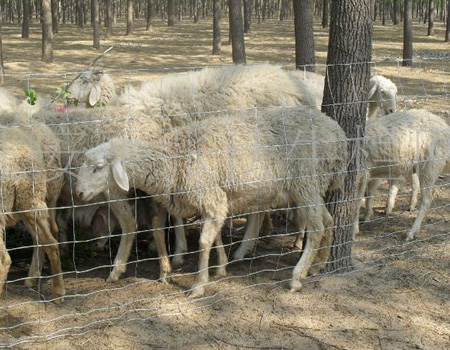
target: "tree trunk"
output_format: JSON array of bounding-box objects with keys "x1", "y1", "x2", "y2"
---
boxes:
[
  {"x1": 403, "y1": 0, "x2": 413, "y2": 66},
  {"x1": 51, "y1": 0, "x2": 58, "y2": 34},
  {"x1": 322, "y1": 0, "x2": 373, "y2": 273},
  {"x1": 168, "y1": 0, "x2": 175, "y2": 26},
  {"x1": 126, "y1": 0, "x2": 134, "y2": 34},
  {"x1": 244, "y1": 0, "x2": 251, "y2": 33},
  {"x1": 93, "y1": 0, "x2": 100, "y2": 48},
  {"x1": 446, "y1": 0, "x2": 450, "y2": 42},
  {"x1": 393, "y1": 0, "x2": 399, "y2": 24},
  {"x1": 146, "y1": 0, "x2": 153, "y2": 30},
  {"x1": 77, "y1": 0, "x2": 84, "y2": 28},
  {"x1": 212, "y1": 0, "x2": 221, "y2": 54},
  {"x1": 0, "y1": 19, "x2": 5, "y2": 85},
  {"x1": 427, "y1": 0, "x2": 434, "y2": 36},
  {"x1": 294, "y1": 0, "x2": 315, "y2": 72},
  {"x1": 22, "y1": 0, "x2": 30, "y2": 38},
  {"x1": 229, "y1": 0, "x2": 246, "y2": 64},
  {"x1": 322, "y1": 0, "x2": 328, "y2": 28},
  {"x1": 106, "y1": 0, "x2": 113, "y2": 37},
  {"x1": 41, "y1": 0, "x2": 54, "y2": 63}
]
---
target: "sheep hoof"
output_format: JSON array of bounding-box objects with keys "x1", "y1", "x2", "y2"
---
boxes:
[
  {"x1": 290, "y1": 280, "x2": 303, "y2": 293},
  {"x1": 106, "y1": 274, "x2": 120, "y2": 283},
  {"x1": 187, "y1": 284, "x2": 205, "y2": 298},
  {"x1": 171, "y1": 255, "x2": 184, "y2": 268},
  {"x1": 24, "y1": 278, "x2": 36, "y2": 288},
  {"x1": 215, "y1": 267, "x2": 227, "y2": 277},
  {"x1": 233, "y1": 251, "x2": 246, "y2": 261},
  {"x1": 405, "y1": 235, "x2": 415, "y2": 242}
]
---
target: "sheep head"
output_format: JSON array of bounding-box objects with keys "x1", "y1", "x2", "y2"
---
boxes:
[
  {"x1": 368, "y1": 75, "x2": 398, "y2": 117},
  {"x1": 76, "y1": 139, "x2": 130, "y2": 202},
  {"x1": 68, "y1": 70, "x2": 113, "y2": 108}
]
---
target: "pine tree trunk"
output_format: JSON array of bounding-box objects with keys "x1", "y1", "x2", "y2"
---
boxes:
[
  {"x1": 146, "y1": 0, "x2": 153, "y2": 30},
  {"x1": 93, "y1": 0, "x2": 100, "y2": 48},
  {"x1": 322, "y1": 0, "x2": 328, "y2": 28},
  {"x1": 403, "y1": 0, "x2": 413, "y2": 66},
  {"x1": 244, "y1": 0, "x2": 251, "y2": 33},
  {"x1": 51, "y1": 0, "x2": 58, "y2": 34},
  {"x1": 41, "y1": 0, "x2": 54, "y2": 63},
  {"x1": 168, "y1": 0, "x2": 175, "y2": 26},
  {"x1": 0, "y1": 19, "x2": 5, "y2": 85},
  {"x1": 446, "y1": 0, "x2": 450, "y2": 42},
  {"x1": 22, "y1": 0, "x2": 30, "y2": 38},
  {"x1": 427, "y1": 0, "x2": 434, "y2": 36},
  {"x1": 393, "y1": 0, "x2": 399, "y2": 24},
  {"x1": 212, "y1": 0, "x2": 221, "y2": 54},
  {"x1": 322, "y1": 0, "x2": 373, "y2": 274},
  {"x1": 293, "y1": 0, "x2": 315, "y2": 72},
  {"x1": 126, "y1": 0, "x2": 134, "y2": 34},
  {"x1": 106, "y1": 0, "x2": 113, "y2": 37},
  {"x1": 229, "y1": 0, "x2": 246, "y2": 64}
]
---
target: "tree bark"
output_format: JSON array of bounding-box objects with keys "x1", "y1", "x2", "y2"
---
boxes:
[
  {"x1": 229, "y1": 0, "x2": 246, "y2": 64},
  {"x1": 41, "y1": 0, "x2": 54, "y2": 63},
  {"x1": 92, "y1": 0, "x2": 100, "y2": 48},
  {"x1": 22, "y1": 0, "x2": 30, "y2": 38},
  {"x1": 105, "y1": 0, "x2": 113, "y2": 37},
  {"x1": 51, "y1": 0, "x2": 58, "y2": 34},
  {"x1": 403, "y1": 0, "x2": 413, "y2": 66},
  {"x1": 244, "y1": 0, "x2": 251, "y2": 33},
  {"x1": 146, "y1": 0, "x2": 154, "y2": 30},
  {"x1": 446, "y1": 0, "x2": 450, "y2": 42},
  {"x1": 294, "y1": 0, "x2": 315, "y2": 72},
  {"x1": 393, "y1": 0, "x2": 399, "y2": 24},
  {"x1": 427, "y1": 0, "x2": 434, "y2": 36},
  {"x1": 0, "y1": 19, "x2": 5, "y2": 85},
  {"x1": 322, "y1": 0, "x2": 328, "y2": 28},
  {"x1": 322, "y1": 0, "x2": 373, "y2": 273},
  {"x1": 212, "y1": 0, "x2": 221, "y2": 54},
  {"x1": 168, "y1": 0, "x2": 175, "y2": 26}
]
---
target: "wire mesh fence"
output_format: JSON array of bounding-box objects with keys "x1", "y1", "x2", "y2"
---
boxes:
[{"x1": 0, "y1": 59, "x2": 449, "y2": 348}]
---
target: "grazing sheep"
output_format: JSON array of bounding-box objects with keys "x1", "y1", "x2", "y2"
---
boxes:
[
  {"x1": 0, "y1": 113, "x2": 65, "y2": 298},
  {"x1": 68, "y1": 70, "x2": 116, "y2": 107},
  {"x1": 354, "y1": 109, "x2": 450, "y2": 241},
  {"x1": 367, "y1": 75, "x2": 398, "y2": 119},
  {"x1": 75, "y1": 106, "x2": 348, "y2": 297}
]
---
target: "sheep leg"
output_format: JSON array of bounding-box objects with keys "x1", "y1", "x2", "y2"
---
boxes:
[
  {"x1": 364, "y1": 179, "x2": 382, "y2": 222},
  {"x1": 26, "y1": 229, "x2": 45, "y2": 287},
  {"x1": 386, "y1": 179, "x2": 399, "y2": 216},
  {"x1": 188, "y1": 215, "x2": 225, "y2": 298},
  {"x1": 151, "y1": 205, "x2": 172, "y2": 282},
  {"x1": 307, "y1": 208, "x2": 334, "y2": 276},
  {"x1": 233, "y1": 212, "x2": 265, "y2": 260},
  {"x1": 409, "y1": 172, "x2": 420, "y2": 211},
  {"x1": 23, "y1": 212, "x2": 65, "y2": 299},
  {"x1": 290, "y1": 206, "x2": 325, "y2": 292},
  {"x1": 107, "y1": 199, "x2": 138, "y2": 282},
  {"x1": 171, "y1": 216, "x2": 187, "y2": 267},
  {"x1": 353, "y1": 171, "x2": 368, "y2": 238},
  {"x1": 292, "y1": 208, "x2": 305, "y2": 251},
  {"x1": 406, "y1": 181, "x2": 434, "y2": 241},
  {"x1": 260, "y1": 212, "x2": 274, "y2": 236},
  {"x1": 213, "y1": 230, "x2": 228, "y2": 277},
  {"x1": 0, "y1": 226, "x2": 12, "y2": 297}
]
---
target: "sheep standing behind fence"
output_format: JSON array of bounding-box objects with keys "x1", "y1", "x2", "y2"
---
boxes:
[{"x1": 354, "y1": 109, "x2": 450, "y2": 240}]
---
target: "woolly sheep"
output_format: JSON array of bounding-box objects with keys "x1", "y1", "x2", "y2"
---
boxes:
[
  {"x1": 354, "y1": 109, "x2": 450, "y2": 241},
  {"x1": 0, "y1": 113, "x2": 65, "y2": 298},
  {"x1": 75, "y1": 106, "x2": 348, "y2": 297},
  {"x1": 68, "y1": 70, "x2": 116, "y2": 108}
]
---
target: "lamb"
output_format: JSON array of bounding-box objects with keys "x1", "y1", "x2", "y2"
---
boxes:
[
  {"x1": 366, "y1": 75, "x2": 398, "y2": 119},
  {"x1": 354, "y1": 109, "x2": 450, "y2": 241},
  {"x1": 67, "y1": 70, "x2": 116, "y2": 107},
  {"x1": 0, "y1": 112, "x2": 65, "y2": 299},
  {"x1": 75, "y1": 106, "x2": 348, "y2": 297}
]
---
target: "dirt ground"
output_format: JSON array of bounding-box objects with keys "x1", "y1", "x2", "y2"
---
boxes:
[{"x1": 0, "y1": 17, "x2": 449, "y2": 349}]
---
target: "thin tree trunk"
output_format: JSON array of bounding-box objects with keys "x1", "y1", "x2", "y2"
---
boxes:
[
  {"x1": 294, "y1": 0, "x2": 315, "y2": 72},
  {"x1": 322, "y1": 0, "x2": 328, "y2": 28},
  {"x1": 51, "y1": 0, "x2": 58, "y2": 34},
  {"x1": 126, "y1": 0, "x2": 134, "y2": 34},
  {"x1": 322, "y1": 0, "x2": 373, "y2": 273},
  {"x1": 146, "y1": 0, "x2": 153, "y2": 30},
  {"x1": 446, "y1": 0, "x2": 450, "y2": 42},
  {"x1": 212, "y1": 0, "x2": 221, "y2": 54},
  {"x1": 22, "y1": 0, "x2": 30, "y2": 38},
  {"x1": 106, "y1": 0, "x2": 113, "y2": 37},
  {"x1": 403, "y1": 0, "x2": 413, "y2": 66},
  {"x1": 244, "y1": 0, "x2": 251, "y2": 33},
  {"x1": 41, "y1": 0, "x2": 54, "y2": 63},
  {"x1": 93, "y1": 0, "x2": 100, "y2": 48},
  {"x1": 393, "y1": 0, "x2": 399, "y2": 24},
  {"x1": 168, "y1": 0, "x2": 175, "y2": 25},
  {"x1": 229, "y1": 0, "x2": 246, "y2": 64},
  {"x1": 427, "y1": 0, "x2": 434, "y2": 36},
  {"x1": 0, "y1": 19, "x2": 5, "y2": 85}
]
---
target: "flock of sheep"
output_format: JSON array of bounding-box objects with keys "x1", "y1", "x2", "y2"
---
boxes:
[{"x1": 0, "y1": 64, "x2": 449, "y2": 300}]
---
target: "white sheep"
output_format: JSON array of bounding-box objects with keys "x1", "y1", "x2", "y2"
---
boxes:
[
  {"x1": 68, "y1": 70, "x2": 116, "y2": 107},
  {"x1": 75, "y1": 106, "x2": 348, "y2": 297},
  {"x1": 0, "y1": 113, "x2": 65, "y2": 299},
  {"x1": 354, "y1": 109, "x2": 450, "y2": 241},
  {"x1": 367, "y1": 75, "x2": 398, "y2": 119}
]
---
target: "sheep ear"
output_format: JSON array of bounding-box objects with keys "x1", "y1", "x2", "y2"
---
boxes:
[
  {"x1": 367, "y1": 84, "x2": 378, "y2": 100},
  {"x1": 89, "y1": 84, "x2": 101, "y2": 107},
  {"x1": 111, "y1": 162, "x2": 129, "y2": 192}
]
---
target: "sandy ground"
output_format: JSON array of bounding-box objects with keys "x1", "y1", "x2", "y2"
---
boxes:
[{"x1": 0, "y1": 17, "x2": 449, "y2": 349}]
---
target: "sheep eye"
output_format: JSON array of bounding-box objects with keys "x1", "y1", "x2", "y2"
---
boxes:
[{"x1": 93, "y1": 165, "x2": 104, "y2": 173}]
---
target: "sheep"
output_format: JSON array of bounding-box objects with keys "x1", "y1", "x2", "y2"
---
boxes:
[
  {"x1": 75, "y1": 105, "x2": 348, "y2": 297},
  {"x1": 354, "y1": 109, "x2": 450, "y2": 241},
  {"x1": 67, "y1": 70, "x2": 116, "y2": 108},
  {"x1": 0, "y1": 113, "x2": 65, "y2": 298},
  {"x1": 367, "y1": 75, "x2": 398, "y2": 119}
]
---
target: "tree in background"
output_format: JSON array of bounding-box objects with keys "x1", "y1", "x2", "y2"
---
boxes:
[
  {"x1": 244, "y1": 0, "x2": 251, "y2": 33},
  {"x1": 446, "y1": 0, "x2": 450, "y2": 42},
  {"x1": 126, "y1": 0, "x2": 134, "y2": 35},
  {"x1": 322, "y1": 0, "x2": 373, "y2": 273},
  {"x1": 146, "y1": 0, "x2": 154, "y2": 31},
  {"x1": 212, "y1": 0, "x2": 221, "y2": 55},
  {"x1": 293, "y1": 0, "x2": 315, "y2": 72},
  {"x1": 93, "y1": 0, "x2": 100, "y2": 48},
  {"x1": 21, "y1": 0, "x2": 30, "y2": 38},
  {"x1": 393, "y1": 0, "x2": 399, "y2": 25},
  {"x1": 168, "y1": 0, "x2": 175, "y2": 26},
  {"x1": 427, "y1": 0, "x2": 435, "y2": 36},
  {"x1": 229, "y1": 0, "x2": 246, "y2": 64},
  {"x1": 0, "y1": 18, "x2": 5, "y2": 85},
  {"x1": 106, "y1": 0, "x2": 113, "y2": 37},
  {"x1": 51, "y1": 0, "x2": 59, "y2": 34},
  {"x1": 41, "y1": 0, "x2": 54, "y2": 63},
  {"x1": 403, "y1": 0, "x2": 413, "y2": 66},
  {"x1": 322, "y1": 0, "x2": 329, "y2": 28}
]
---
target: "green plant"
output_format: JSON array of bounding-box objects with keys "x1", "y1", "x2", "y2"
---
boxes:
[{"x1": 24, "y1": 88, "x2": 37, "y2": 105}]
